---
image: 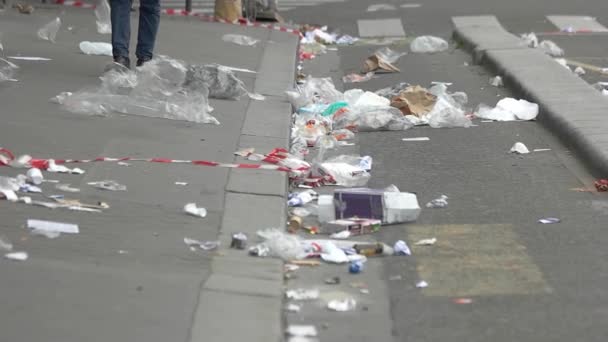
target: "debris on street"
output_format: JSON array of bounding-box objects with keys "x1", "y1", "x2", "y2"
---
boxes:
[
  {"x1": 4, "y1": 251, "x2": 28, "y2": 261},
  {"x1": 510, "y1": 142, "x2": 531, "y2": 154},
  {"x1": 539, "y1": 40, "x2": 565, "y2": 57},
  {"x1": 414, "y1": 237, "x2": 437, "y2": 246},
  {"x1": 476, "y1": 98, "x2": 539, "y2": 121},
  {"x1": 538, "y1": 217, "x2": 560, "y2": 224},
  {"x1": 362, "y1": 47, "x2": 404, "y2": 73},
  {"x1": 490, "y1": 76, "x2": 504, "y2": 87},
  {"x1": 27, "y1": 219, "x2": 80, "y2": 235},
  {"x1": 183, "y1": 237, "x2": 220, "y2": 251},
  {"x1": 393, "y1": 240, "x2": 411, "y2": 255},
  {"x1": 222, "y1": 34, "x2": 259, "y2": 46},
  {"x1": 0, "y1": 58, "x2": 19, "y2": 82},
  {"x1": 94, "y1": 0, "x2": 112, "y2": 34},
  {"x1": 286, "y1": 325, "x2": 318, "y2": 337},
  {"x1": 37, "y1": 17, "x2": 61, "y2": 43},
  {"x1": 327, "y1": 298, "x2": 357, "y2": 311},
  {"x1": 426, "y1": 195, "x2": 448, "y2": 208},
  {"x1": 184, "y1": 203, "x2": 208, "y2": 218},
  {"x1": 595, "y1": 179, "x2": 608, "y2": 192},
  {"x1": 416, "y1": 280, "x2": 429, "y2": 288},
  {"x1": 79, "y1": 41, "x2": 113, "y2": 56},
  {"x1": 410, "y1": 36, "x2": 449, "y2": 53},
  {"x1": 286, "y1": 288, "x2": 320, "y2": 300},
  {"x1": 88, "y1": 180, "x2": 127, "y2": 191}
]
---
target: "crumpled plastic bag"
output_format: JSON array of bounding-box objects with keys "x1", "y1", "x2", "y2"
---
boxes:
[
  {"x1": 521, "y1": 32, "x2": 539, "y2": 48},
  {"x1": 363, "y1": 47, "x2": 403, "y2": 73},
  {"x1": 410, "y1": 36, "x2": 449, "y2": 53},
  {"x1": 475, "y1": 98, "x2": 538, "y2": 121},
  {"x1": 333, "y1": 105, "x2": 414, "y2": 132},
  {"x1": 292, "y1": 115, "x2": 332, "y2": 146},
  {"x1": 37, "y1": 17, "x2": 61, "y2": 43},
  {"x1": 255, "y1": 228, "x2": 307, "y2": 261},
  {"x1": 539, "y1": 40, "x2": 564, "y2": 57},
  {"x1": 313, "y1": 155, "x2": 372, "y2": 187},
  {"x1": 0, "y1": 58, "x2": 19, "y2": 82},
  {"x1": 426, "y1": 83, "x2": 472, "y2": 128},
  {"x1": 184, "y1": 63, "x2": 248, "y2": 100},
  {"x1": 94, "y1": 0, "x2": 112, "y2": 34},
  {"x1": 222, "y1": 34, "x2": 259, "y2": 46},
  {"x1": 390, "y1": 85, "x2": 437, "y2": 116},
  {"x1": 375, "y1": 82, "x2": 411, "y2": 99},
  {"x1": 286, "y1": 76, "x2": 343, "y2": 109}
]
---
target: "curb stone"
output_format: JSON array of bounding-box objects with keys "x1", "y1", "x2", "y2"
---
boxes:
[
  {"x1": 453, "y1": 15, "x2": 608, "y2": 177},
  {"x1": 188, "y1": 26, "x2": 297, "y2": 342}
]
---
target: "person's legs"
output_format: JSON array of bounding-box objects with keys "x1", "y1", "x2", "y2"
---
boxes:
[
  {"x1": 110, "y1": 0, "x2": 133, "y2": 67},
  {"x1": 135, "y1": 0, "x2": 160, "y2": 65}
]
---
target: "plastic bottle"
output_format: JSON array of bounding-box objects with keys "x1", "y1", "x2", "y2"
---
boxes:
[{"x1": 26, "y1": 168, "x2": 43, "y2": 185}]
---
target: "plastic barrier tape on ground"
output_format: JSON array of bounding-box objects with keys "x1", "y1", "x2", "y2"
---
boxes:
[
  {"x1": 0, "y1": 147, "x2": 309, "y2": 174},
  {"x1": 51, "y1": 0, "x2": 301, "y2": 37}
]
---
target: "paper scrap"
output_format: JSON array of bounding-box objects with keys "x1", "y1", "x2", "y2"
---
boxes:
[
  {"x1": 538, "y1": 217, "x2": 560, "y2": 224},
  {"x1": 416, "y1": 280, "x2": 429, "y2": 288},
  {"x1": 27, "y1": 219, "x2": 79, "y2": 234},
  {"x1": 4, "y1": 251, "x2": 28, "y2": 261},
  {"x1": 184, "y1": 203, "x2": 207, "y2": 218},
  {"x1": 510, "y1": 142, "x2": 530, "y2": 154},
  {"x1": 402, "y1": 137, "x2": 430, "y2": 141},
  {"x1": 414, "y1": 237, "x2": 437, "y2": 246},
  {"x1": 8, "y1": 56, "x2": 51, "y2": 61}
]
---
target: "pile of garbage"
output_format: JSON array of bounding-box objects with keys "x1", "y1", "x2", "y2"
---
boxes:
[{"x1": 50, "y1": 56, "x2": 263, "y2": 125}]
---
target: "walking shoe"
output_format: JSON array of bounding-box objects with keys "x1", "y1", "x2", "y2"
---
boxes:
[
  {"x1": 113, "y1": 56, "x2": 131, "y2": 69},
  {"x1": 136, "y1": 58, "x2": 152, "y2": 67}
]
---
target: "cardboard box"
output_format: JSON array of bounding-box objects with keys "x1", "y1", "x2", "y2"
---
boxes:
[{"x1": 334, "y1": 188, "x2": 421, "y2": 224}]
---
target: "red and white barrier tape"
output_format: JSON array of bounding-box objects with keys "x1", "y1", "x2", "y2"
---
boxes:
[
  {"x1": 51, "y1": 0, "x2": 301, "y2": 36},
  {"x1": 0, "y1": 147, "x2": 308, "y2": 174}
]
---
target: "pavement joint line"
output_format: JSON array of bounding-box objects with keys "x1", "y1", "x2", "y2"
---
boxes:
[{"x1": 453, "y1": 15, "x2": 608, "y2": 177}]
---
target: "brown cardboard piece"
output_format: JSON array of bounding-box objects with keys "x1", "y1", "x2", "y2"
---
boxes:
[
  {"x1": 363, "y1": 55, "x2": 400, "y2": 73},
  {"x1": 390, "y1": 85, "x2": 437, "y2": 116},
  {"x1": 214, "y1": 0, "x2": 242, "y2": 23}
]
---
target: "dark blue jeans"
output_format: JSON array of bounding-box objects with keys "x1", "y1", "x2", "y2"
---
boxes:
[{"x1": 110, "y1": 0, "x2": 160, "y2": 60}]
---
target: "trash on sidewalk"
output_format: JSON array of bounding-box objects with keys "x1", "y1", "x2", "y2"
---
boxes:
[
  {"x1": 288, "y1": 190, "x2": 317, "y2": 207},
  {"x1": 4, "y1": 251, "x2": 28, "y2": 261},
  {"x1": 553, "y1": 58, "x2": 571, "y2": 71},
  {"x1": 574, "y1": 66, "x2": 586, "y2": 75},
  {"x1": 183, "y1": 237, "x2": 220, "y2": 251},
  {"x1": 595, "y1": 179, "x2": 608, "y2": 192},
  {"x1": 321, "y1": 218, "x2": 381, "y2": 236},
  {"x1": 37, "y1": 17, "x2": 61, "y2": 43},
  {"x1": 337, "y1": 35, "x2": 359, "y2": 45},
  {"x1": 475, "y1": 98, "x2": 539, "y2": 121},
  {"x1": 286, "y1": 288, "x2": 320, "y2": 300},
  {"x1": 0, "y1": 236, "x2": 13, "y2": 252},
  {"x1": 230, "y1": 232, "x2": 247, "y2": 249},
  {"x1": 349, "y1": 260, "x2": 364, "y2": 273},
  {"x1": 402, "y1": 137, "x2": 430, "y2": 141},
  {"x1": 521, "y1": 32, "x2": 539, "y2": 48},
  {"x1": 366, "y1": 3, "x2": 397, "y2": 11},
  {"x1": 539, "y1": 40, "x2": 564, "y2": 57},
  {"x1": 313, "y1": 155, "x2": 372, "y2": 187},
  {"x1": 343, "y1": 72, "x2": 374, "y2": 83},
  {"x1": 333, "y1": 187, "x2": 421, "y2": 223},
  {"x1": 47, "y1": 160, "x2": 85, "y2": 174},
  {"x1": 222, "y1": 34, "x2": 259, "y2": 47},
  {"x1": 362, "y1": 47, "x2": 404, "y2": 73},
  {"x1": 7, "y1": 56, "x2": 51, "y2": 61},
  {"x1": 538, "y1": 217, "x2": 560, "y2": 224},
  {"x1": 410, "y1": 36, "x2": 449, "y2": 53},
  {"x1": 88, "y1": 180, "x2": 127, "y2": 191},
  {"x1": 26, "y1": 168, "x2": 43, "y2": 185},
  {"x1": 426, "y1": 195, "x2": 448, "y2": 208},
  {"x1": 416, "y1": 280, "x2": 429, "y2": 288},
  {"x1": 55, "y1": 183, "x2": 80, "y2": 193},
  {"x1": 0, "y1": 58, "x2": 19, "y2": 82},
  {"x1": 79, "y1": 41, "x2": 113, "y2": 56},
  {"x1": 290, "y1": 259, "x2": 321, "y2": 266},
  {"x1": 185, "y1": 63, "x2": 248, "y2": 100},
  {"x1": 510, "y1": 142, "x2": 530, "y2": 154},
  {"x1": 453, "y1": 298, "x2": 473, "y2": 304},
  {"x1": 286, "y1": 325, "x2": 318, "y2": 337},
  {"x1": 489, "y1": 76, "x2": 504, "y2": 87},
  {"x1": 330, "y1": 230, "x2": 351, "y2": 239},
  {"x1": 184, "y1": 203, "x2": 208, "y2": 218},
  {"x1": 375, "y1": 82, "x2": 411, "y2": 99},
  {"x1": 414, "y1": 237, "x2": 437, "y2": 245},
  {"x1": 285, "y1": 303, "x2": 302, "y2": 313},
  {"x1": 27, "y1": 219, "x2": 80, "y2": 235},
  {"x1": 394, "y1": 240, "x2": 411, "y2": 255},
  {"x1": 94, "y1": 0, "x2": 112, "y2": 34},
  {"x1": 14, "y1": 3, "x2": 34, "y2": 14},
  {"x1": 327, "y1": 298, "x2": 356, "y2": 311},
  {"x1": 425, "y1": 83, "x2": 472, "y2": 128},
  {"x1": 390, "y1": 85, "x2": 437, "y2": 116},
  {"x1": 214, "y1": 0, "x2": 241, "y2": 23},
  {"x1": 252, "y1": 228, "x2": 307, "y2": 260}
]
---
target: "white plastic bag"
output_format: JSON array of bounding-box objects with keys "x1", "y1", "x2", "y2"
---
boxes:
[
  {"x1": 476, "y1": 98, "x2": 538, "y2": 121},
  {"x1": 222, "y1": 34, "x2": 259, "y2": 46},
  {"x1": 539, "y1": 40, "x2": 564, "y2": 57},
  {"x1": 520, "y1": 32, "x2": 538, "y2": 48},
  {"x1": 410, "y1": 36, "x2": 449, "y2": 53},
  {"x1": 79, "y1": 41, "x2": 113, "y2": 56},
  {"x1": 37, "y1": 17, "x2": 61, "y2": 43},
  {"x1": 95, "y1": 0, "x2": 112, "y2": 34}
]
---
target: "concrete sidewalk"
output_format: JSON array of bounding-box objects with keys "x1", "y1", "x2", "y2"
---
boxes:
[{"x1": 0, "y1": 6, "x2": 296, "y2": 342}]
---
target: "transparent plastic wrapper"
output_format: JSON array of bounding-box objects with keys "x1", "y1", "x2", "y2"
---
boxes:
[
  {"x1": 344, "y1": 88, "x2": 364, "y2": 106},
  {"x1": 353, "y1": 91, "x2": 390, "y2": 108},
  {"x1": 300, "y1": 41, "x2": 327, "y2": 55},
  {"x1": 292, "y1": 115, "x2": 331, "y2": 146},
  {"x1": 510, "y1": 142, "x2": 530, "y2": 154},
  {"x1": 254, "y1": 228, "x2": 307, "y2": 261},
  {"x1": 314, "y1": 155, "x2": 372, "y2": 187},
  {"x1": 37, "y1": 17, "x2": 61, "y2": 43},
  {"x1": 521, "y1": 32, "x2": 538, "y2": 48},
  {"x1": 0, "y1": 58, "x2": 19, "y2": 82},
  {"x1": 336, "y1": 35, "x2": 358, "y2": 45},
  {"x1": 50, "y1": 91, "x2": 73, "y2": 104},
  {"x1": 410, "y1": 36, "x2": 448, "y2": 53},
  {"x1": 222, "y1": 34, "x2": 259, "y2": 46},
  {"x1": 79, "y1": 41, "x2": 112, "y2": 56},
  {"x1": 426, "y1": 195, "x2": 448, "y2": 208},
  {"x1": 539, "y1": 40, "x2": 564, "y2": 57},
  {"x1": 62, "y1": 90, "x2": 111, "y2": 116},
  {"x1": 574, "y1": 66, "x2": 586, "y2": 75},
  {"x1": 343, "y1": 72, "x2": 374, "y2": 84},
  {"x1": 184, "y1": 64, "x2": 248, "y2": 100},
  {"x1": 426, "y1": 83, "x2": 472, "y2": 128},
  {"x1": 133, "y1": 56, "x2": 188, "y2": 97},
  {"x1": 333, "y1": 106, "x2": 414, "y2": 132},
  {"x1": 287, "y1": 77, "x2": 343, "y2": 109},
  {"x1": 375, "y1": 47, "x2": 406, "y2": 64},
  {"x1": 475, "y1": 98, "x2": 538, "y2": 121},
  {"x1": 94, "y1": 0, "x2": 111, "y2": 34}
]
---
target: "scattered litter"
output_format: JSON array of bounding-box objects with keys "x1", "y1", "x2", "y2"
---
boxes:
[
  {"x1": 286, "y1": 325, "x2": 318, "y2": 337},
  {"x1": 184, "y1": 203, "x2": 207, "y2": 218},
  {"x1": 400, "y1": 3, "x2": 421, "y2": 8},
  {"x1": 330, "y1": 230, "x2": 351, "y2": 239},
  {"x1": 285, "y1": 303, "x2": 302, "y2": 313},
  {"x1": 94, "y1": 0, "x2": 112, "y2": 34},
  {"x1": 343, "y1": 72, "x2": 374, "y2": 83},
  {"x1": 402, "y1": 137, "x2": 430, "y2": 141},
  {"x1": 595, "y1": 179, "x2": 608, "y2": 192},
  {"x1": 453, "y1": 298, "x2": 473, "y2": 304},
  {"x1": 390, "y1": 85, "x2": 437, "y2": 116},
  {"x1": 366, "y1": 3, "x2": 396, "y2": 11},
  {"x1": 426, "y1": 195, "x2": 448, "y2": 208},
  {"x1": 414, "y1": 237, "x2": 437, "y2": 246},
  {"x1": 533, "y1": 148, "x2": 551, "y2": 152},
  {"x1": 327, "y1": 298, "x2": 357, "y2": 311},
  {"x1": 55, "y1": 184, "x2": 81, "y2": 193},
  {"x1": 286, "y1": 289, "x2": 320, "y2": 300},
  {"x1": 288, "y1": 190, "x2": 317, "y2": 207},
  {"x1": 410, "y1": 36, "x2": 449, "y2": 53},
  {"x1": 476, "y1": 98, "x2": 539, "y2": 121},
  {"x1": 363, "y1": 47, "x2": 404, "y2": 73},
  {"x1": 230, "y1": 232, "x2": 247, "y2": 249},
  {"x1": 333, "y1": 188, "x2": 421, "y2": 224},
  {"x1": 489, "y1": 76, "x2": 503, "y2": 87},
  {"x1": 14, "y1": 3, "x2": 34, "y2": 14},
  {"x1": 79, "y1": 41, "x2": 113, "y2": 56},
  {"x1": 574, "y1": 66, "x2": 586, "y2": 75},
  {"x1": 291, "y1": 207, "x2": 312, "y2": 217},
  {"x1": 0, "y1": 58, "x2": 19, "y2": 82},
  {"x1": 349, "y1": 260, "x2": 364, "y2": 273},
  {"x1": 4, "y1": 251, "x2": 28, "y2": 261},
  {"x1": 394, "y1": 240, "x2": 411, "y2": 255},
  {"x1": 521, "y1": 32, "x2": 539, "y2": 48},
  {"x1": 222, "y1": 34, "x2": 259, "y2": 46},
  {"x1": 183, "y1": 237, "x2": 220, "y2": 251},
  {"x1": 175, "y1": 181, "x2": 188, "y2": 186},
  {"x1": 554, "y1": 58, "x2": 571, "y2": 71},
  {"x1": 50, "y1": 92, "x2": 73, "y2": 104},
  {"x1": 26, "y1": 168, "x2": 43, "y2": 185},
  {"x1": 8, "y1": 56, "x2": 51, "y2": 61},
  {"x1": 291, "y1": 260, "x2": 321, "y2": 266},
  {"x1": 538, "y1": 217, "x2": 560, "y2": 224},
  {"x1": 510, "y1": 142, "x2": 530, "y2": 154},
  {"x1": 220, "y1": 65, "x2": 257, "y2": 74},
  {"x1": 0, "y1": 236, "x2": 13, "y2": 251},
  {"x1": 416, "y1": 280, "x2": 429, "y2": 288},
  {"x1": 88, "y1": 180, "x2": 126, "y2": 191},
  {"x1": 27, "y1": 219, "x2": 79, "y2": 234},
  {"x1": 48, "y1": 160, "x2": 85, "y2": 174},
  {"x1": 324, "y1": 276, "x2": 341, "y2": 285},
  {"x1": 539, "y1": 40, "x2": 564, "y2": 57},
  {"x1": 37, "y1": 17, "x2": 61, "y2": 43}
]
